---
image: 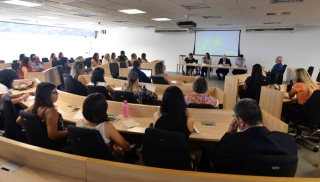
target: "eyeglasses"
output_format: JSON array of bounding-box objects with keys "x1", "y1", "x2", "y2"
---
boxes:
[{"x1": 51, "y1": 90, "x2": 58, "y2": 95}]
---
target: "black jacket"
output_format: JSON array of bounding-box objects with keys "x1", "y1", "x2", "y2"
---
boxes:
[
  {"x1": 210, "y1": 126, "x2": 297, "y2": 174},
  {"x1": 130, "y1": 68, "x2": 151, "y2": 83}
]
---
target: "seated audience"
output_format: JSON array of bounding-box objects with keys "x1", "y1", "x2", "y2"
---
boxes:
[
  {"x1": 239, "y1": 64, "x2": 265, "y2": 99},
  {"x1": 58, "y1": 52, "x2": 64, "y2": 61},
  {"x1": 185, "y1": 77, "x2": 219, "y2": 108},
  {"x1": 59, "y1": 57, "x2": 71, "y2": 75},
  {"x1": 130, "y1": 60, "x2": 151, "y2": 83},
  {"x1": 199, "y1": 98, "x2": 297, "y2": 174},
  {"x1": 232, "y1": 54, "x2": 247, "y2": 75},
  {"x1": 216, "y1": 54, "x2": 231, "y2": 80},
  {"x1": 76, "y1": 93, "x2": 131, "y2": 160},
  {"x1": 285, "y1": 68, "x2": 319, "y2": 125},
  {"x1": 16, "y1": 82, "x2": 68, "y2": 149},
  {"x1": 71, "y1": 59, "x2": 88, "y2": 96},
  {"x1": 266, "y1": 56, "x2": 283, "y2": 76},
  {"x1": 200, "y1": 53, "x2": 212, "y2": 77},
  {"x1": 184, "y1": 53, "x2": 196, "y2": 75},
  {"x1": 130, "y1": 53, "x2": 138, "y2": 66},
  {"x1": 31, "y1": 56, "x2": 45, "y2": 71},
  {"x1": 111, "y1": 52, "x2": 118, "y2": 63},
  {"x1": 87, "y1": 67, "x2": 114, "y2": 95},
  {"x1": 140, "y1": 53, "x2": 148, "y2": 63},
  {"x1": 155, "y1": 62, "x2": 182, "y2": 85},
  {"x1": 102, "y1": 53, "x2": 110, "y2": 64},
  {"x1": 122, "y1": 72, "x2": 157, "y2": 104},
  {"x1": 118, "y1": 50, "x2": 129, "y2": 62},
  {"x1": 18, "y1": 57, "x2": 32, "y2": 79},
  {"x1": 153, "y1": 86, "x2": 194, "y2": 140},
  {"x1": 91, "y1": 53, "x2": 101, "y2": 67},
  {"x1": 50, "y1": 53, "x2": 58, "y2": 62},
  {"x1": 30, "y1": 54, "x2": 36, "y2": 60}
]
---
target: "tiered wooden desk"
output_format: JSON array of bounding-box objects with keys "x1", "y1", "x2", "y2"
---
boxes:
[
  {"x1": 24, "y1": 67, "x2": 61, "y2": 86},
  {"x1": 118, "y1": 60, "x2": 164, "y2": 77},
  {"x1": 0, "y1": 137, "x2": 316, "y2": 182},
  {"x1": 0, "y1": 63, "x2": 12, "y2": 69}
]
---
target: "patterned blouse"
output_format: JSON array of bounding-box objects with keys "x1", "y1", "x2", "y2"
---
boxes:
[
  {"x1": 122, "y1": 83, "x2": 158, "y2": 104},
  {"x1": 185, "y1": 93, "x2": 219, "y2": 108}
]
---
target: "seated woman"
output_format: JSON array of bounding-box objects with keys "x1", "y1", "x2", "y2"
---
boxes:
[
  {"x1": 17, "y1": 57, "x2": 32, "y2": 79},
  {"x1": 58, "y1": 52, "x2": 63, "y2": 61},
  {"x1": 140, "y1": 53, "x2": 148, "y2": 63},
  {"x1": 87, "y1": 67, "x2": 114, "y2": 96},
  {"x1": 130, "y1": 53, "x2": 138, "y2": 66},
  {"x1": 50, "y1": 53, "x2": 57, "y2": 62},
  {"x1": 0, "y1": 69, "x2": 31, "y2": 128},
  {"x1": 122, "y1": 72, "x2": 157, "y2": 104},
  {"x1": 285, "y1": 68, "x2": 319, "y2": 125},
  {"x1": 76, "y1": 93, "x2": 131, "y2": 161},
  {"x1": 200, "y1": 53, "x2": 212, "y2": 78},
  {"x1": 154, "y1": 62, "x2": 182, "y2": 85},
  {"x1": 91, "y1": 53, "x2": 101, "y2": 67},
  {"x1": 239, "y1": 64, "x2": 265, "y2": 99},
  {"x1": 102, "y1": 53, "x2": 111, "y2": 64},
  {"x1": 111, "y1": 52, "x2": 118, "y2": 63},
  {"x1": 71, "y1": 59, "x2": 88, "y2": 96},
  {"x1": 185, "y1": 77, "x2": 219, "y2": 108},
  {"x1": 16, "y1": 82, "x2": 68, "y2": 149},
  {"x1": 153, "y1": 86, "x2": 194, "y2": 140}
]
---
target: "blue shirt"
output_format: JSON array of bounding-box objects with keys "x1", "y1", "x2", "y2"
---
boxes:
[
  {"x1": 31, "y1": 62, "x2": 44, "y2": 71},
  {"x1": 270, "y1": 63, "x2": 283, "y2": 73},
  {"x1": 235, "y1": 57, "x2": 246, "y2": 68}
]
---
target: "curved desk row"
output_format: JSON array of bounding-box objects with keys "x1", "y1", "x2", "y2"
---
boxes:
[
  {"x1": 0, "y1": 134, "x2": 316, "y2": 181},
  {"x1": 14, "y1": 86, "x2": 288, "y2": 142}
]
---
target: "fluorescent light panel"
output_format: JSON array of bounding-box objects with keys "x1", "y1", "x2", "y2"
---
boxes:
[
  {"x1": 39, "y1": 16, "x2": 60, "y2": 20},
  {"x1": 3, "y1": 0, "x2": 42, "y2": 7},
  {"x1": 152, "y1": 18, "x2": 171, "y2": 21},
  {"x1": 118, "y1": 9, "x2": 146, "y2": 14}
]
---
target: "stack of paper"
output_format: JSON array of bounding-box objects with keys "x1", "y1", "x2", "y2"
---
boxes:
[
  {"x1": 145, "y1": 84, "x2": 155, "y2": 92},
  {"x1": 122, "y1": 119, "x2": 140, "y2": 128}
]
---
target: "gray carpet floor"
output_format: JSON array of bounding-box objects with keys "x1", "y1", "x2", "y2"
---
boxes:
[{"x1": 167, "y1": 72, "x2": 320, "y2": 178}]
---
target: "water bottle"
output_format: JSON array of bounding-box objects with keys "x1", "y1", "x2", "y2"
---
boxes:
[{"x1": 123, "y1": 100, "x2": 129, "y2": 118}]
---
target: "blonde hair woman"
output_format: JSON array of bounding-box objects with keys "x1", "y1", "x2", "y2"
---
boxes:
[
  {"x1": 122, "y1": 72, "x2": 157, "y2": 104},
  {"x1": 71, "y1": 57, "x2": 88, "y2": 96},
  {"x1": 285, "y1": 68, "x2": 319, "y2": 125},
  {"x1": 102, "y1": 53, "x2": 110, "y2": 64}
]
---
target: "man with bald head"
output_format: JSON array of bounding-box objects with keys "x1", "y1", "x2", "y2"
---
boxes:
[
  {"x1": 31, "y1": 56, "x2": 45, "y2": 72},
  {"x1": 216, "y1": 54, "x2": 231, "y2": 80}
]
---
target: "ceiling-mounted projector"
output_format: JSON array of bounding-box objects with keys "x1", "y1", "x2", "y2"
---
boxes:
[{"x1": 176, "y1": 21, "x2": 197, "y2": 28}]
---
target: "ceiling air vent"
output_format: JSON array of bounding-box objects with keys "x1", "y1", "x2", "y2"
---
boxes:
[
  {"x1": 264, "y1": 22, "x2": 281, "y2": 24},
  {"x1": 217, "y1": 24, "x2": 231, "y2": 26},
  {"x1": 267, "y1": 12, "x2": 291, "y2": 15},
  {"x1": 246, "y1": 26, "x2": 296, "y2": 32},
  {"x1": 113, "y1": 20, "x2": 129, "y2": 23},
  {"x1": 73, "y1": 13, "x2": 96, "y2": 17},
  {"x1": 154, "y1": 28, "x2": 190, "y2": 33},
  {"x1": 203, "y1": 15, "x2": 222, "y2": 19},
  {"x1": 181, "y1": 3, "x2": 210, "y2": 10},
  {"x1": 270, "y1": 0, "x2": 304, "y2": 4}
]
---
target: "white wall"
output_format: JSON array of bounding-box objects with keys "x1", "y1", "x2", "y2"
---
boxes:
[
  {"x1": 93, "y1": 27, "x2": 320, "y2": 80},
  {"x1": 0, "y1": 32, "x2": 94, "y2": 61}
]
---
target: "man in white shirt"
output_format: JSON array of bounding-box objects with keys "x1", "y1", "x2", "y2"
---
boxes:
[{"x1": 232, "y1": 54, "x2": 247, "y2": 75}]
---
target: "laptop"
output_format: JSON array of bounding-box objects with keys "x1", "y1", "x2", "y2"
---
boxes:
[{"x1": 141, "y1": 69, "x2": 152, "y2": 77}]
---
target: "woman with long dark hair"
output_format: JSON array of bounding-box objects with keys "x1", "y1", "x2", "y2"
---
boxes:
[
  {"x1": 153, "y1": 86, "x2": 194, "y2": 139},
  {"x1": 76, "y1": 93, "x2": 131, "y2": 160},
  {"x1": 91, "y1": 53, "x2": 101, "y2": 67},
  {"x1": 17, "y1": 57, "x2": 32, "y2": 79},
  {"x1": 50, "y1": 53, "x2": 57, "y2": 62},
  {"x1": 238, "y1": 64, "x2": 264, "y2": 99},
  {"x1": 87, "y1": 67, "x2": 114, "y2": 95},
  {"x1": 16, "y1": 82, "x2": 68, "y2": 148}
]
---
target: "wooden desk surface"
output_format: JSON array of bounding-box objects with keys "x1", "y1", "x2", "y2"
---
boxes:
[
  {"x1": 114, "y1": 112, "x2": 232, "y2": 142},
  {"x1": 0, "y1": 158, "x2": 84, "y2": 182}
]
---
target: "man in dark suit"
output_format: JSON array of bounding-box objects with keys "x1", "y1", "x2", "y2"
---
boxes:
[
  {"x1": 199, "y1": 98, "x2": 297, "y2": 174},
  {"x1": 216, "y1": 54, "x2": 231, "y2": 80},
  {"x1": 129, "y1": 60, "x2": 151, "y2": 83}
]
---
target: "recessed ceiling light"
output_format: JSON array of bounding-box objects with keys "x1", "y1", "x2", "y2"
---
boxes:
[
  {"x1": 3, "y1": 0, "x2": 41, "y2": 7},
  {"x1": 39, "y1": 16, "x2": 59, "y2": 20},
  {"x1": 152, "y1": 18, "x2": 171, "y2": 21},
  {"x1": 118, "y1": 9, "x2": 146, "y2": 14}
]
